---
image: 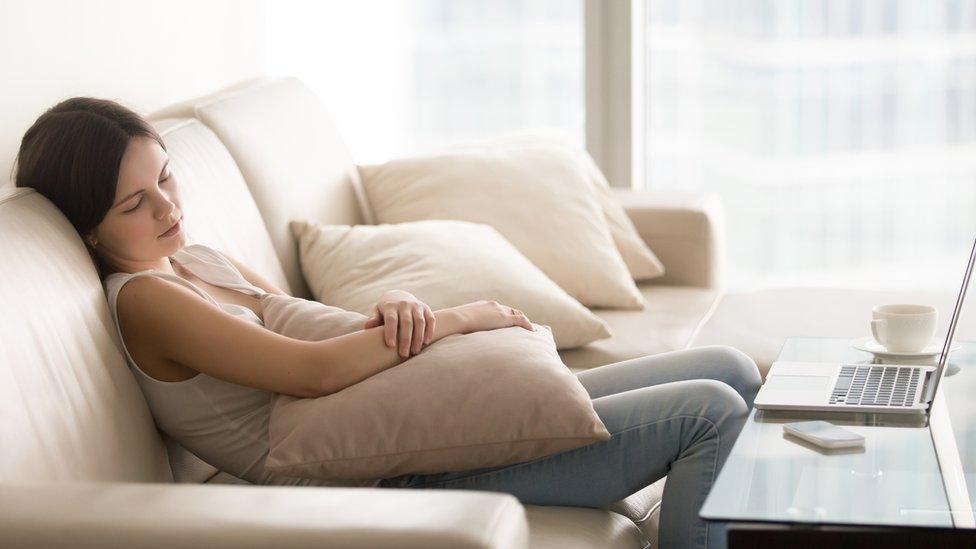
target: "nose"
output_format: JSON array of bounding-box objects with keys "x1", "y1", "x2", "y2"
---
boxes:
[{"x1": 156, "y1": 197, "x2": 177, "y2": 220}]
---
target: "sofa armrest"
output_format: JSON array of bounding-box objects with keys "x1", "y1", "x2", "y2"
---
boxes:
[
  {"x1": 611, "y1": 188, "x2": 726, "y2": 289},
  {"x1": 0, "y1": 481, "x2": 528, "y2": 549}
]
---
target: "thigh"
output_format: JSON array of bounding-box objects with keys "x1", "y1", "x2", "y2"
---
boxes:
[
  {"x1": 380, "y1": 379, "x2": 747, "y2": 510},
  {"x1": 575, "y1": 345, "x2": 761, "y2": 406}
]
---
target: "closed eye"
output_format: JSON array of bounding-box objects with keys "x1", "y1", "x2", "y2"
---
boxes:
[{"x1": 124, "y1": 173, "x2": 172, "y2": 213}]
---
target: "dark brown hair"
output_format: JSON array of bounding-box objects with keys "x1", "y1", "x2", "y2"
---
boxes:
[{"x1": 13, "y1": 97, "x2": 166, "y2": 277}]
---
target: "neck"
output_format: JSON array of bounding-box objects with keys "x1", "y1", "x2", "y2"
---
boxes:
[{"x1": 97, "y1": 252, "x2": 178, "y2": 277}]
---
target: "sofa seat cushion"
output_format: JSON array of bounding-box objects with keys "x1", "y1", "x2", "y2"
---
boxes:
[
  {"x1": 560, "y1": 283, "x2": 721, "y2": 373},
  {"x1": 605, "y1": 478, "x2": 664, "y2": 548},
  {"x1": 206, "y1": 472, "x2": 648, "y2": 549},
  {"x1": 690, "y1": 287, "x2": 976, "y2": 376},
  {"x1": 524, "y1": 506, "x2": 649, "y2": 549},
  {"x1": 207, "y1": 471, "x2": 660, "y2": 548}
]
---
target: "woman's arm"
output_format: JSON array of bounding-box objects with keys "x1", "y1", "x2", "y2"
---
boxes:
[
  {"x1": 118, "y1": 275, "x2": 471, "y2": 399},
  {"x1": 316, "y1": 300, "x2": 536, "y2": 396},
  {"x1": 314, "y1": 306, "x2": 469, "y2": 395}
]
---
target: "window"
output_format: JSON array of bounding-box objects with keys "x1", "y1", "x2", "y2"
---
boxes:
[{"x1": 644, "y1": 0, "x2": 976, "y2": 291}]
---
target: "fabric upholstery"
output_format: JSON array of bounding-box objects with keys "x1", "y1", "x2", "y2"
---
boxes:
[
  {"x1": 524, "y1": 506, "x2": 649, "y2": 549},
  {"x1": 606, "y1": 478, "x2": 665, "y2": 548},
  {"x1": 291, "y1": 218, "x2": 612, "y2": 349},
  {"x1": 0, "y1": 188, "x2": 173, "y2": 483},
  {"x1": 611, "y1": 188, "x2": 725, "y2": 289},
  {"x1": 560, "y1": 284, "x2": 722, "y2": 373},
  {"x1": 0, "y1": 482, "x2": 530, "y2": 549},
  {"x1": 206, "y1": 468, "x2": 660, "y2": 548}
]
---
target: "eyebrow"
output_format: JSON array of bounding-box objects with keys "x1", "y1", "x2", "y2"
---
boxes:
[{"x1": 113, "y1": 159, "x2": 170, "y2": 208}]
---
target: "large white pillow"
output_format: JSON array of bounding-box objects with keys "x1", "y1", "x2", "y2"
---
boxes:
[
  {"x1": 451, "y1": 133, "x2": 665, "y2": 282},
  {"x1": 290, "y1": 219, "x2": 612, "y2": 349},
  {"x1": 357, "y1": 146, "x2": 647, "y2": 309}
]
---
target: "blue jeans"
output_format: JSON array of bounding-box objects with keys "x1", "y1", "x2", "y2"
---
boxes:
[{"x1": 379, "y1": 345, "x2": 762, "y2": 549}]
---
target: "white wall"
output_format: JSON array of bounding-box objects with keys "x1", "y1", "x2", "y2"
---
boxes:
[
  {"x1": 265, "y1": 0, "x2": 413, "y2": 165},
  {"x1": 0, "y1": 0, "x2": 268, "y2": 187}
]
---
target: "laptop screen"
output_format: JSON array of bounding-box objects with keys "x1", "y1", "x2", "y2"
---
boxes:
[{"x1": 924, "y1": 234, "x2": 976, "y2": 410}]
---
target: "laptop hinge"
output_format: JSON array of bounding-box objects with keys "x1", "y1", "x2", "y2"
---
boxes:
[{"x1": 921, "y1": 369, "x2": 937, "y2": 404}]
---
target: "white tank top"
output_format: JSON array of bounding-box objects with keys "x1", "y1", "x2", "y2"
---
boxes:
[{"x1": 103, "y1": 243, "x2": 382, "y2": 488}]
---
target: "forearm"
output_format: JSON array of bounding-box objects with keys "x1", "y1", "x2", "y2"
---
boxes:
[{"x1": 313, "y1": 307, "x2": 469, "y2": 396}]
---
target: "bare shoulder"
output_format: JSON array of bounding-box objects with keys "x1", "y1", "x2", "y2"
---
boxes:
[
  {"x1": 222, "y1": 253, "x2": 290, "y2": 296},
  {"x1": 116, "y1": 275, "x2": 215, "y2": 331},
  {"x1": 117, "y1": 274, "x2": 191, "y2": 314},
  {"x1": 115, "y1": 276, "x2": 204, "y2": 381}
]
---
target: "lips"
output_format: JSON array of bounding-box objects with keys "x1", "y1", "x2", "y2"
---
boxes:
[{"x1": 159, "y1": 216, "x2": 182, "y2": 238}]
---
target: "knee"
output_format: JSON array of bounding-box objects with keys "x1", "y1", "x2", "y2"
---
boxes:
[
  {"x1": 698, "y1": 345, "x2": 762, "y2": 394},
  {"x1": 682, "y1": 379, "x2": 750, "y2": 429}
]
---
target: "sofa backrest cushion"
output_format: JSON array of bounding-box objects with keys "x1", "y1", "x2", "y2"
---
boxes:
[
  {"x1": 150, "y1": 77, "x2": 367, "y2": 299},
  {"x1": 0, "y1": 188, "x2": 173, "y2": 483},
  {"x1": 154, "y1": 118, "x2": 292, "y2": 296}
]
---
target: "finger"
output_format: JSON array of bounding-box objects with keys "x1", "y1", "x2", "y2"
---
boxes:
[
  {"x1": 383, "y1": 310, "x2": 398, "y2": 347},
  {"x1": 363, "y1": 314, "x2": 379, "y2": 329},
  {"x1": 398, "y1": 305, "x2": 413, "y2": 358},
  {"x1": 423, "y1": 306, "x2": 435, "y2": 345},
  {"x1": 514, "y1": 309, "x2": 534, "y2": 331},
  {"x1": 411, "y1": 307, "x2": 425, "y2": 354}
]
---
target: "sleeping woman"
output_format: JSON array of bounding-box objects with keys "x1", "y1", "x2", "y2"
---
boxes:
[{"x1": 14, "y1": 97, "x2": 761, "y2": 549}]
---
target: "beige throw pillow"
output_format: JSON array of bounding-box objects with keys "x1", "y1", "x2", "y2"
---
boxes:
[
  {"x1": 259, "y1": 292, "x2": 611, "y2": 480},
  {"x1": 291, "y1": 218, "x2": 612, "y2": 349},
  {"x1": 354, "y1": 137, "x2": 666, "y2": 283},
  {"x1": 447, "y1": 132, "x2": 665, "y2": 282},
  {"x1": 358, "y1": 146, "x2": 646, "y2": 309}
]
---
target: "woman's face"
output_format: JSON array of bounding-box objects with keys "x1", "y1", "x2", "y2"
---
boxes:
[{"x1": 89, "y1": 136, "x2": 186, "y2": 273}]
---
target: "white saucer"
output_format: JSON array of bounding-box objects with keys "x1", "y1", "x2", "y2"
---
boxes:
[{"x1": 850, "y1": 337, "x2": 961, "y2": 359}]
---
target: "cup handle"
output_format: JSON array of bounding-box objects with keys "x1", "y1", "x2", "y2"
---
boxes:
[{"x1": 871, "y1": 319, "x2": 886, "y2": 344}]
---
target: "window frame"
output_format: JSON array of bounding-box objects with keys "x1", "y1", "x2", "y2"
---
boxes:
[{"x1": 583, "y1": 0, "x2": 646, "y2": 190}]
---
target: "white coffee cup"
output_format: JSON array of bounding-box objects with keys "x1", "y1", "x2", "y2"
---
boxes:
[{"x1": 870, "y1": 304, "x2": 937, "y2": 353}]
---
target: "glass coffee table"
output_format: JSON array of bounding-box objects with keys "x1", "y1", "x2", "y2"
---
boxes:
[{"x1": 700, "y1": 336, "x2": 976, "y2": 535}]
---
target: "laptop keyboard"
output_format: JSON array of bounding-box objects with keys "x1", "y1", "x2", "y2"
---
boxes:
[{"x1": 829, "y1": 365, "x2": 921, "y2": 407}]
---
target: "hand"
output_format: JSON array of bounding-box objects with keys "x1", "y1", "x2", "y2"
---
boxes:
[
  {"x1": 452, "y1": 300, "x2": 536, "y2": 334},
  {"x1": 364, "y1": 290, "x2": 435, "y2": 358}
]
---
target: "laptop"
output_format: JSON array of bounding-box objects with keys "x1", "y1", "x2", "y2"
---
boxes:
[{"x1": 754, "y1": 235, "x2": 976, "y2": 414}]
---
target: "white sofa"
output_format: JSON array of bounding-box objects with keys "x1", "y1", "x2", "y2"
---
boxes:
[{"x1": 0, "y1": 76, "x2": 728, "y2": 548}]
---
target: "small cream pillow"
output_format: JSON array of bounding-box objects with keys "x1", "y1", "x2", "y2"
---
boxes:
[
  {"x1": 259, "y1": 292, "x2": 611, "y2": 480},
  {"x1": 444, "y1": 132, "x2": 665, "y2": 282},
  {"x1": 290, "y1": 218, "x2": 611, "y2": 349},
  {"x1": 358, "y1": 147, "x2": 645, "y2": 309}
]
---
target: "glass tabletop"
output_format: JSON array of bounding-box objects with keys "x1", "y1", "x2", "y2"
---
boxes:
[
  {"x1": 936, "y1": 340, "x2": 976, "y2": 527},
  {"x1": 700, "y1": 336, "x2": 976, "y2": 528}
]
